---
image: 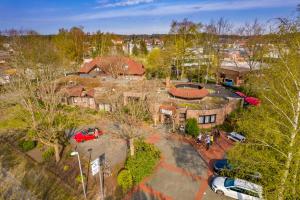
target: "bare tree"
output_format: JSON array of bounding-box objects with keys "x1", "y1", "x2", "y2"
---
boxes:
[
  {"x1": 236, "y1": 19, "x2": 266, "y2": 72},
  {"x1": 112, "y1": 95, "x2": 151, "y2": 156},
  {"x1": 201, "y1": 17, "x2": 232, "y2": 83},
  {"x1": 4, "y1": 32, "x2": 78, "y2": 162}
]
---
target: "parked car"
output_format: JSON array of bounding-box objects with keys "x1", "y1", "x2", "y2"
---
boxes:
[
  {"x1": 213, "y1": 159, "x2": 262, "y2": 181},
  {"x1": 227, "y1": 132, "x2": 246, "y2": 142},
  {"x1": 213, "y1": 159, "x2": 234, "y2": 174},
  {"x1": 211, "y1": 176, "x2": 263, "y2": 200},
  {"x1": 74, "y1": 128, "x2": 103, "y2": 143}
]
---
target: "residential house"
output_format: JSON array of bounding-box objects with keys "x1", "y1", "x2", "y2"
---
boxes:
[
  {"x1": 63, "y1": 85, "x2": 96, "y2": 109},
  {"x1": 78, "y1": 56, "x2": 145, "y2": 80}
]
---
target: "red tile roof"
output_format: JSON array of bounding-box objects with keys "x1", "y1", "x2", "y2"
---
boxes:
[
  {"x1": 65, "y1": 85, "x2": 84, "y2": 97},
  {"x1": 79, "y1": 56, "x2": 145, "y2": 76},
  {"x1": 159, "y1": 105, "x2": 176, "y2": 112},
  {"x1": 64, "y1": 86, "x2": 94, "y2": 97},
  {"x1": 168, "y1": 85, "x2": 209, "y2": 99}
]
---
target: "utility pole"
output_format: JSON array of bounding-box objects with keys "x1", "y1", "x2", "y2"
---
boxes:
[
  {"x1": 98, "y1": 161, "x2": 104, "y2": 200},
  {"x1": 71, "y1": 151, "x2": 87, "y2": 200}
]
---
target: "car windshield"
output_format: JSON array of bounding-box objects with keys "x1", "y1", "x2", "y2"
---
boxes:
[
  {"x1": 81, "y1": 130, "x2": 88, "y2": 135},
  {"x1": 224, "y1": 178, "x2": 235, "y2": 187}
]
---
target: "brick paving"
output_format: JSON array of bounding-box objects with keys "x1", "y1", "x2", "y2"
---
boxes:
[{"x1": 127, "y1": 129, "x2": 234, "y2": 200}]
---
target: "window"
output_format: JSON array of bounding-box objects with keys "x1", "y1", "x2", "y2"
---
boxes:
[
  {"x1": 243, "y1": 189, "x2": 259, "y2": 197},
  {"x1": 199, "y1": 116, "x2": 205, "y2": 124},
  {"x1": 179, "y1": 113, "x2": 186, "y2": 119},
  {"x1": 198, "y1": 114, "x2": 216, "y2": 124},
  {"x1": 224, "y1": 178, "x2": 234, "y2": 187},
  {"x1": 229, "y1": 187, "x2": 244, "y2": 193}
]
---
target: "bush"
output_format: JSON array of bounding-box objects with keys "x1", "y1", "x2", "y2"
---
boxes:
[
  {"x1": 63, "y1": 165, "x2": 69, "y2": 171},
  {"x1": 185, "y1": 118, "x2": 199, "y2": 137},
  {"x1": 117, "y1": 169, "x2": 133, "y2": 192},
  {"x1": 42, "y1": 148, "x2": 55, "y2": 161},
  {"x1": 75, "y1": 175, "x2": 86, "y2": 183},
  {"x1": 125, "y1": 139, "x2": 160, "y2": 184},
  {"x1": 18, "y1": 140, "x2": 37, "y2": 152}
]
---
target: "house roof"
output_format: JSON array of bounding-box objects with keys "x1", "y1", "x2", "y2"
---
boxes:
[
  {"x1": 168, "y1": 84, "x2": 209, "y2": 100},
  {"x1": 79, "y1": 56, "x2": 145, "y2": 76},
  {"x1": 63, "y1": 85, "x2": 95, "y2": 97}
]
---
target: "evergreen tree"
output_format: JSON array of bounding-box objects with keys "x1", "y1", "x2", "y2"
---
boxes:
[
  {"x1": 132, "y1": 44, "x2": 139, "y2": 56},
  {"x1": 139, "y1": 40, "x2": 148, "y2": 55}
]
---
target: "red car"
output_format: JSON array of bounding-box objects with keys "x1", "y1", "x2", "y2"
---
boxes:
[{"x1": 74, "y1": 128, "x2": 103, "y2": 143}]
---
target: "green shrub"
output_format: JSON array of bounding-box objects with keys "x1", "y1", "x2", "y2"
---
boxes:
[
  {"x1": 63, "y1": 165, "x2": 69, "y2": 171},
  {"x1": 185, "y1": 118, "x2": 199, "y2": 137},
  {"x1": 117, "y1": 169, "x2": 133, "y2": 192},
  {"x1": 18, "y1": 140, "x2": 37, "y2": 152},
  {"x1": 75, "y1": 175, "x2": 86, "y2": 183},
  {"x1": 42, "y1": 148, "x2": 55, "y2": 161},
  {"x1": 125, "y1": 139, "x2": 160, "y2": 184}
]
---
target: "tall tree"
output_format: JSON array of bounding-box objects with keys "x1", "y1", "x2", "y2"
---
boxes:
[
  {"x1": 132, "y1": 44, "x2": 139, "y2": 56},
  {"x1": 139, "y1": 40, "x2": 148, "y2": 55},
  {"x1": 7, "y1": 33, "x2": 79, "y2": 162},
  {"x1": 228, "y1": 19, "x2": 300, "y2": 199},
  {"x1": 201, "y1": 17, "x2": 232, "y2": 83},
  {"x1": 169, "y1": 18, "x2": 201, "y2": 80},
  {"x1": 112, "y1": 95, "x2": 151, "y2": 156},
  {"x1": 236, "y1": 19, "x2": 266, "y2": 71}
]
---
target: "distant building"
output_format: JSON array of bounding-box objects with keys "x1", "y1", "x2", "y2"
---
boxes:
[{"x1": 217, "y1": 60, "x2": 261, "y2": 86}]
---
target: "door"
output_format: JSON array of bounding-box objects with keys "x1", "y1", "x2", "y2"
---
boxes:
[{"x1": 226, "y1": 187, "x2": 239, "y2": 199}]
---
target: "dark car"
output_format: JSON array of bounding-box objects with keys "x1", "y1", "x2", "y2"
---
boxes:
[
  {"x1": 213, "y1": 159, "x2": 234, "y2": 175},
  {"x1": 213, "y1": 159, "x2": 262, "y2": 181}
]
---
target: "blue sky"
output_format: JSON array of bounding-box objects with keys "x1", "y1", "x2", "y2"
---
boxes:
[{"x1": 0, "y1": 0, "x2": 298, "y2": 34}]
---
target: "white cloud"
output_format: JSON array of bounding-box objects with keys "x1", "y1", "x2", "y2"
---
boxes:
[
  {"x1": 70, "y1": 0, "x2": 299, "y2": 21},
  {"x1": 97, "y1": 0, "x2": 154, "y2": 8}
]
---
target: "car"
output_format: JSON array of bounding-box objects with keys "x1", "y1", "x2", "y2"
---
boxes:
[
  {"x1": 213, "y1": 159, "x2": 234, "y2": 175},
  {"x1": 227, "y1": 132, "x2": 246, "y2": 142},
  {"x1": 211, "y1": 176, "x2": 263, "y2": 200},
  {"x1": 74, "y1": 128, "x2": 103, "y2": 143},
  {"x1": 213, "y1": 159, "x2": 262, "y2": 181}
]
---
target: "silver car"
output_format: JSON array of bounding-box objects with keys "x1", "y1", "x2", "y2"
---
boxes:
[
  {"x1": 211, "y1": 176, "x2": 262, "y2": 200},
  {"x1": 227, "y1": 132, "x2": 246, "y2": 142}
]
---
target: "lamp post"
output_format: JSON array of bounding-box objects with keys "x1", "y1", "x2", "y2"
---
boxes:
[{"x1": 71, "y1": 151, "x2": 87, "y2": 200}]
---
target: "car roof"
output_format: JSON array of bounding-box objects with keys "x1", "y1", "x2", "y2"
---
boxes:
[
  {"x1": 234, "y1": 178, "x2": 263, "y2": 193},
  {"x1": 230, "y1": 132, "x2": 245, "y2": 139}
]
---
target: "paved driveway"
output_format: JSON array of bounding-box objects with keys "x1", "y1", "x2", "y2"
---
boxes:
[
  {"x1": 127, "y1": 127, "x2": 234, "y2": 200},
  {"x1": 70, "y1": 133, "x2": 127, "y2": 166}
]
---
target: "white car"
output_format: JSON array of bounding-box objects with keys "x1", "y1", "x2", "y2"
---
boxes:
[
  {"x1": 227, "y1": 132, "x2": 246, "y2": 142},
  {"x1": 211, "y1": 176, "x2": 263, "y2": 200}
]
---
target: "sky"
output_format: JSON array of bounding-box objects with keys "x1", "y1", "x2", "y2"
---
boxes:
[{"x1": 0, "y1": 0, "x2": 299, "y2": 35}]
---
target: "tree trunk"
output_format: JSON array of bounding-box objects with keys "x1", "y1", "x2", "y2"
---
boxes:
[
  {"x1": 292, "y1": 152, "x2": 300, "y2": 197},
  {"x1": 54, "y1": 141, "x2": 62, "y2": 162},
  {"x1": 278, "y1": 91, "x2": 300, "y2": 200},
  {"x1": 129, "y1": 138, "x2": 135, "y2": 156}
]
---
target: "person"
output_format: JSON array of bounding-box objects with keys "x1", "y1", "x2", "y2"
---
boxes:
[
  {"x1": 205, "y1": 135, "x2": 211, "y2": 150},
  {"x1": 216, "y1": 129, "x2": 221, "y2": 138},
  {"x1": 197, "y1": 132, "x2": 202, "y2": 144},
  {"x1": 210, "y1": 134, "x2": 214, "y2": 145},
  {"x1": 94, "y1": 128, "x2": 99, "y2": 138}
]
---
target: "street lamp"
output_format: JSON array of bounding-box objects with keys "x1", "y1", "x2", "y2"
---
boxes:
[{"x1": 71, "y1": 151, "x2": 87, "y2": 200}]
